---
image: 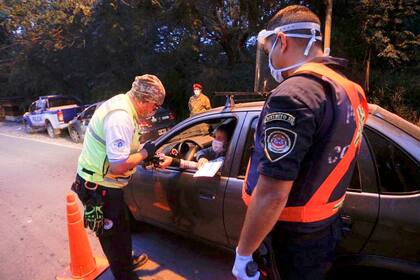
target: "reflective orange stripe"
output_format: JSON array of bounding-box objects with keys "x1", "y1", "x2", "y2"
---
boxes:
[
  {"x1": 242, "y1": 63, "x2": 368, "y2": 223},
  {"x1": 277, "y1": 194, "x2": 346, "y2": 222}
]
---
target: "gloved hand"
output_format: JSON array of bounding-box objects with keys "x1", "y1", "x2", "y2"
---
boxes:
[
  {"x1": 84, "y1": 202, "x2": 104, "y2": 236},
  {"x1": 232, "y1": 247, "x2": 260, "y2": 280},
  {"x1": 142, "y1": 140, "x2": 156, "y2": 160}
]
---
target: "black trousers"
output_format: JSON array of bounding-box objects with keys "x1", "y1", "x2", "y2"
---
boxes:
[
  {"x1": 74, "y1": 175, "x2": 132, "y2": 280},
  {"x1": 271, "y1": 218, "x2": 343, "y2": 280}
]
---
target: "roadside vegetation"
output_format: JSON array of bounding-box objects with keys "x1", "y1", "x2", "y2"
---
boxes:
[{"x1": 0, "y1": 0, "x2": 418, "y2": 124}]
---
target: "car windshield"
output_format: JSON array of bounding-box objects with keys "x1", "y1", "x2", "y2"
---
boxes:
[
  {"x1": 48, "y1": 97, "x2": 80, "y2": 107},
  {"x1": 170, "y1": 126, "x2": 207, "y2": 142}
]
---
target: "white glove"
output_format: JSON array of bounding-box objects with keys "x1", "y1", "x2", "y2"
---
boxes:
[{"x1": 232, "y1": 247, "x2": 260, "y2": 280}]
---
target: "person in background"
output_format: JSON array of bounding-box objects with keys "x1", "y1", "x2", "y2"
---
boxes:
[{"x1": 188, "y1": 83, "x2": 211, "y2": 117}]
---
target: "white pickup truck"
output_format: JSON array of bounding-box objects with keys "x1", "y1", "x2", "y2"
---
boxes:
[{"x1": 23, "y1": 95, "x2": 85, "y2": 138}]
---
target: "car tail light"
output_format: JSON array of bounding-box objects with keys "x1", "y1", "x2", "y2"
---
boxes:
[
  {"x1": 57, "y1": 111, "x2": 64, "y2": 122},
  {"x1": 139, "y1": 120, "x2": 152, "y2": 128}
]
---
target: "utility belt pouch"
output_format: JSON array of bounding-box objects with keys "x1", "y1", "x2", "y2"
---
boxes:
[
  {"x1": 253, "y1": 235, "x2": 281, "y2": 280},
  {"x1": 72, "y1": 174, "x2": 105, "y2": 206}
]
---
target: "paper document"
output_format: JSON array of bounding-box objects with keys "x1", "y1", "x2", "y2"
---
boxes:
[{"x1": 193, "y1": 161, "x2": 224, "y2": 177}]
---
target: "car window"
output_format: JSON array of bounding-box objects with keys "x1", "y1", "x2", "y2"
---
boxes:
[
  {"x1": 35, "y1": 100, "x2": 46, "y2": 111},
  {"x1": 348, "y1": 161, "x2": 361, "y2": 192},
  {"x1": 237, "y1": 118, "x2": 367, "y2": 192},
  {"x1": 82, "y1": 105, "x2": 96, "y2": 119},
  {"x1": 238, "y1": 117, "x2": 258, "y2": 178},
  {"x1": 347, "y1": 136, "x2": 374, "y2": 192},
  {"x1": 48, "y1": 97, "x2": 80, "y2": 107},
  {"x1": 157, "y1": 117, "x2": 237, "y2": 164},
  {"x1": 29, "y1": 102, "x2": 36, "y2": 112},
  {"x1": 365, "y1": 127, "x2": 420, "y2": 194}
]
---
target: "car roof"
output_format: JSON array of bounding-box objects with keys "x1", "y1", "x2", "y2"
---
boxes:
[
  {"x1": 369, "y1": 104, "x2": 420, "y2": 141},
  {"x1": 39, "y1": 95, "x2": 66, "y2": 99},
  {"x1": 203, "y1": 101, "x2": 265, "y2": 114},
  {"x1": 201, "y1": 100, "x2": 420, "y2": 140}
]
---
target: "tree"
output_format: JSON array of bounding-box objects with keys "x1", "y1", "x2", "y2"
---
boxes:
[{"x1": 0, "y1": 0, "x2": 418, "y2": 123}]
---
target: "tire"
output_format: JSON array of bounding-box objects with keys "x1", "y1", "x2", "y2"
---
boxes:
[
  {"x1": 68, "y1": 127, "x2": 81, "y2": 143},
  {"x1": 23, "y1": 120, "x2": 35, "y2": 134},
  {"x1": 46, "y1": 121, "x2": 61, "y2": 138}
]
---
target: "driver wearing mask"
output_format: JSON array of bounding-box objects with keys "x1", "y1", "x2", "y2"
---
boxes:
[{"x1": 160, "y1": 124, "x2": 232, "y2": 170}]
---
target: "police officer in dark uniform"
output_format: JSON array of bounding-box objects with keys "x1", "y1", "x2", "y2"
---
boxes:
[{"x1": 232, "y1": 5, "x2": 368, "y2": 280}]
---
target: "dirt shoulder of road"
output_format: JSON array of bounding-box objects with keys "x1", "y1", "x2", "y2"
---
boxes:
[{"x1": 0, "y1": 121, "x2": 82, "y2": 149}]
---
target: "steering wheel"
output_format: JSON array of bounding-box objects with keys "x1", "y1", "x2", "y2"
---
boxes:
[{"x1": 177, "y1": 140, "x2": 200, "y2": 161}]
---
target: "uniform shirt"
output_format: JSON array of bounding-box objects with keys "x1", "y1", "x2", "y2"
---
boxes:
[
  {"x1": 188, "y1": 93, "x2": 211, "y2": 116},
  {"x1": 103, "y1": 110, "x2": 134, "y2": 163},
  {"x1": 245, "y1": 56, "x2": 358, "y2": 233}
]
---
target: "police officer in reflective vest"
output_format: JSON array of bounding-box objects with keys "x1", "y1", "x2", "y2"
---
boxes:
[
  {"x1": 72, "y1": 74, "x2": 165, "y2": 280},
  {"x1": 232, "y1": 5, "x2": 368, "y2": 280}
]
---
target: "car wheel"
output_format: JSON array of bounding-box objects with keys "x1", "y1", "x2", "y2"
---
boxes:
[
  {"x1": 46, "y1": 121, "x2": 60, "y2": 138},
  {"x1": 69, "y1": 127, "x2": 81, "y2": 143},
  {"x1": 24, "y1": 120, "x2": 35, "y2": 134}
]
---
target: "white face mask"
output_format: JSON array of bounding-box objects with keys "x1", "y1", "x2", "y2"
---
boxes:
[
  {"x1": 212, "y1": 139, "x2": 225, "y2": 154},
  {"x1": 268, "y1": 36, "x2": 306, "y2": 83},
  {"x1": 194, "y1": 89, "x2": 201, "y2": 96},
  {"x1": 258, "y1": 22, "x2": 323, "y2": 83}
]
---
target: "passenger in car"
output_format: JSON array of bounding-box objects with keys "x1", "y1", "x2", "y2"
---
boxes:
[{"x1": 159, "y1": 123, "x2": 233, "y2": 170}]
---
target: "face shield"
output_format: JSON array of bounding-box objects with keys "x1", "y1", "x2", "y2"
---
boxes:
[
  {"x1": 254, "y1": 22, "x2": 322, "y2": 94},
  {"x1": 254, "y1": 37, "x2": 278, "y2": 95}
]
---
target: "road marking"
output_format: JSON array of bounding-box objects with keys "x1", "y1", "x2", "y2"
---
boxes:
[{"x1": 0, "y1": 132, "x2": 82, "y2": 150}]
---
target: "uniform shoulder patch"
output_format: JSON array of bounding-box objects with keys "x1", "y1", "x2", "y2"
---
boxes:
[
  {"x1": 112, "y1": 139, "x2": 126, "y2": 151},
  {"x1": 264, "y1": 127, "x2": 297, "y2": 162},
  {"x1": 264, "y1": 112, "x2": 295, "y2": 126}
]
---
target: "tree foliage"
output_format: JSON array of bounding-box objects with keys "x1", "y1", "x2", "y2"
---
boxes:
[{"x1": 0, "y1": 0, "x2": 418, "y2": 123}]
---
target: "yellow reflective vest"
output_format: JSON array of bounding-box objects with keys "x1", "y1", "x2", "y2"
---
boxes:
[{"x1": 77, "y1": 94, "x2": 142, "y2": 188}]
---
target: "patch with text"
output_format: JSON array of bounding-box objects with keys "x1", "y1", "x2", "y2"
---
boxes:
[{"x1": 264, "y1": 112, "x2": 296, "y2": 126}]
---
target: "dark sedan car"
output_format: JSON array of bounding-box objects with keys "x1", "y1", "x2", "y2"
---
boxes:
[
  {"x1": 140, "y1": 107, "x2": 177, "y2": 143},
  {"x1": 68, "y1": 102, "x2": 103, "y2": 143},
  {"x1": 125, "y1": 101, "x2": 420, "y2": 276},
  {"x1": 68, "y1": 103, "x2": 176, "y2": 143}
]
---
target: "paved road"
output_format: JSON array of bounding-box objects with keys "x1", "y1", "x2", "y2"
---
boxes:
[{"x1": 0, "y1": 123, "x2": 233, "y2": 280}]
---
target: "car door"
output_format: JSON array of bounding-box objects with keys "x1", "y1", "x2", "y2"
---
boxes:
[
  {"x1": 361, "y1": 121, "x2": 420, "y2": 263},
  {"x1": 28, "y1": 100, "x2": 46, "y2": 127},
  {"x1": 337, "y1": 132, "x2": 380, "y2": 255},
  {"x1": 128, "y1": 112, "x2": 246, "y2": 245},
  {"x1": 224, "y1": 112, "x2": 259, "y2": 247}
]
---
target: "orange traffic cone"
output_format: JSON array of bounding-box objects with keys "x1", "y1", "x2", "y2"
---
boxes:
[{"x1": 56, "y1": 192, "x2": 108, "y2": 280}]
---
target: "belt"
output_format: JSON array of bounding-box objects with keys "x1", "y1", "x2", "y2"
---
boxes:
[{"x1": 81, "y1": 168, "x2": 132, "y2": 184}]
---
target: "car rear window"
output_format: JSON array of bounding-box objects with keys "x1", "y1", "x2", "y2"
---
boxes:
[
  {"x1": 48, "y1": 97, "x2": 80, "y2": 107},
  {"x1": 365, "y1": 128, "x2": 420, "y2": 194}
]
